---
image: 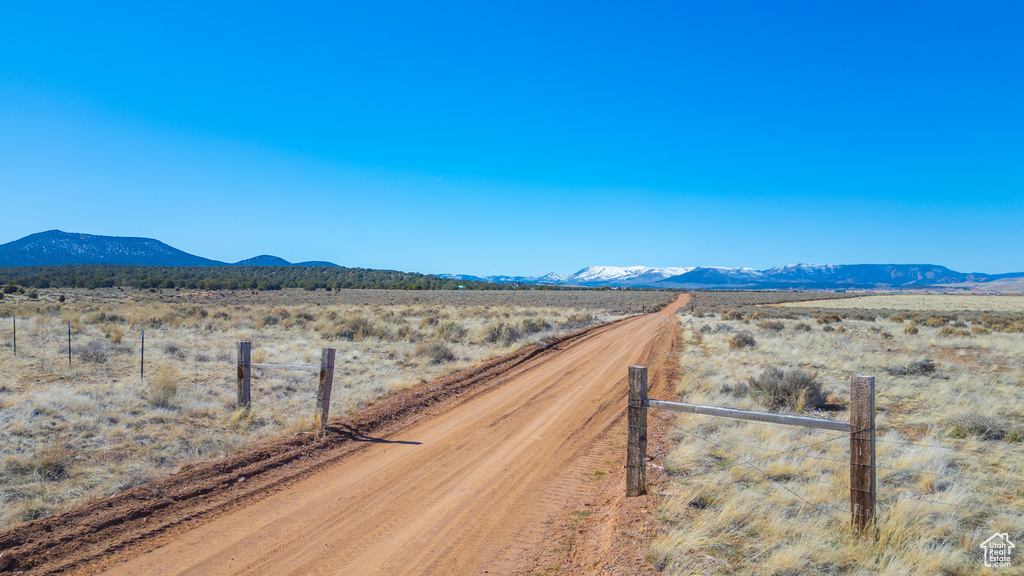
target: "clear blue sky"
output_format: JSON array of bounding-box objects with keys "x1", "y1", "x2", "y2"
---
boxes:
[{"x1": 1, "y1": 2, "x2": 1021, "y2": 276}]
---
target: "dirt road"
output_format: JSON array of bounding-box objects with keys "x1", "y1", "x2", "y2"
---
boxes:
[{"x1": 6, "y1": 294, "x2": 687, "y2": 575}]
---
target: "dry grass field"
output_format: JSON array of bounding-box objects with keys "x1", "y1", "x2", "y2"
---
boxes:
[
  {"x1": 650, "y1": 294, "x2": 1024, "y2": 574},
  {"x1": 0, "y1": 287, "x2": 672, "y2": 530},
  {"x1": 783, "y1": 293, "x2": 1024, "y2": 313}
]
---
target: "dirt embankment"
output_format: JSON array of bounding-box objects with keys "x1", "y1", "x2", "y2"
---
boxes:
[{"x1": 0, "y1": 294, "x2": 687, "y2": 575}]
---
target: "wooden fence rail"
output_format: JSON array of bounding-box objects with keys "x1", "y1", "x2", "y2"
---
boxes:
[{"x1": 626, "y1": 365, "x2": 876, "y2": 534}]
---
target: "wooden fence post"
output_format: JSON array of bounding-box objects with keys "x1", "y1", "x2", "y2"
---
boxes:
[
  {"x1": 850, "y1": 375, "x2": 876, "y2": 534},
  {"x1": 626, "y1": 365, "x2": 648, "y2": 497},
  {"x1": 68, "y1": 321, "x2": 72, "y2": 369},
  {"x1": 12, "y1": 316, "x2": 15, "y2": 356},
  {"x1": 316, "y1": 348, "x2": 336, "y2": 433},
  {"x1": 237, "y1": 341, "x2": 252, "y2": 409}
]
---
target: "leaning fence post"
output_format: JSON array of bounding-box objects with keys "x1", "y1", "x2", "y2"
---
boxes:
[
  {"x1": 316, "y1": 348, "x2": 336, "y2": 433},
  {"x1": 850, "y1": 375, "x2": 876, "y2": 534},
  {"x1": 237, "y1": 341, "x2": 252, "y2": 409},
  {"x1": 626, "y1": 365, "x2": 648, "y2": 496}
]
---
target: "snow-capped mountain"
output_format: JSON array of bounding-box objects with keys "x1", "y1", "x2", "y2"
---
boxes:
[
  {"x1": 441, "y1": 263, "x2": 1024, "y2": 289},
  {"x1": 567, "y1": 265, "x2": 696, "y2": 285}
]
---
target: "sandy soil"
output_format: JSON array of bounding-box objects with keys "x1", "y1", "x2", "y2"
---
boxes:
[{"x1": 0, "y1": 294, "x2": 687, "y2": 575}]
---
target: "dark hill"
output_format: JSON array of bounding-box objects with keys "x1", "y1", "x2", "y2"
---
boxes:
[
  {"x1": 0, "y1": 230, "x2": 224, "y2": 267},
  {"x1": 0, "y1": 231, "x2": 338, "y2": 268}
]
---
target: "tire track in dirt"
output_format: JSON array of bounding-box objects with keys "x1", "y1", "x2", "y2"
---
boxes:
[{"x1": 2, "y1": 294, "x2": 687, "y2": 575}]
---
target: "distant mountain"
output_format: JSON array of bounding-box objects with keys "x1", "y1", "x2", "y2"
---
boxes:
[
  {"x1": 0, "y1": 231, "x2": 338, "y2": 268},
  {"x1": 4, "y1": 231, "x2": 1021, "y2": 290},
  {"x1": 233, "y1": 255, "x2": 293, "y2": 267},
  {"x1": 233, "y1": 255, "x2": 337, "y2": 267},
  {"x1": 444, "y1": 264, "x2": 1024, "y2": 290},
  {"x1": 0, "y1": 230, "x2": 224, "y2": 267}
]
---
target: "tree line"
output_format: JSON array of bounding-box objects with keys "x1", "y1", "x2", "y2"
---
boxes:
[{"x1": 0, "y1": 265, "x2": 510, "y2": 291}]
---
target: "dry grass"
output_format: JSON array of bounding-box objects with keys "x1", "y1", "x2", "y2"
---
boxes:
[
  {"x1": 650, "y1": 302, "x2": 1024, "y2": 574},
  {"x1": 782, "y1": 294, "x2": 1024, "y2": 313},
  {"x1": 0, "y1": 287, "x2": 672, "y2": 530}
]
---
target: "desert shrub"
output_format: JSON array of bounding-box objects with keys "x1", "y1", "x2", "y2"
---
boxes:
[
  {"x1": 163, "y1": 343, "x2": 186, "y2": 359},
  {"x1": 847, "y1": 312, "x2": 876, "y2": 322},
  {"x1": 903, "y1": 325, "x2": 919, "y2": 335},
  {"x1": 888, "y1": 313, "x2": 911, "y2": 323},
  {"x1": 1005, "y1": 428, "x2": 1024, "y2": 443},
  {"x1": 2, "y1": 284, "x2": 18, "y2": 294},
  {"x1": 435, "y1": 321, "x2": 468, "y2": 342},
  {"x1": 83, "y1": 311, "x2": 125, "y2": 324},
  {"x1": 33, "y1": 448, "x2": 70, "y2": 481},
  {"x1": 414, "y1": 341, "x2": 456, "y2": 364},
  {"x1": 924, "y1": 317, "x2": 949, "y2": 328},
  {"x1": 561, "y1": 313, "x2": 596, "y2": 330},
  {"x1": 521, "y1": 317, "x2": 551, "y2": 334},
  {"x1": 27, "y1": 291, "x2": 38, "y2": 300},
  {"x1": 822, "y1": 325, "x2": 834, "y2": 332},
  {"x1": 7, "y1": 449, "x2": 71, "y2": 482},
  {"x1": 793, "y1": 322, "x2": 812, "y2": 332},
  {"x1": 937, "y1": 326, "x2": 970, "y2": 338},
  {"x1": 149, "y1": 364, "x2": 181, "y2": 408},
  {"x1": 57, "y1": 295, "x2": 65, "y2": 303},
  {"x1": 758, "y1": 320, "x2": 784, "y2": 332},
  {"x1": 484, "y1": 323, "x2": 521, "y2": 346},
  {"x1": 970, "y1": 325, "x2": 991, "y2": 335},
  {"x1": 76, "y1": 340, "x2": 108, "y2": 363},
  {"x1": 946, "y1": 413, "x2": 1005, "y2": 440},
  {"x1": 329, "y1": 315, "x2": 386, "y2": 341},
  {"x1": 886, "y1": 359, "x2": 936, "y2": 377},
  {"x1": 722, "y1": 310, "x2": 744, "y2": 321},
  {"x1": 815, "y1": 314, "x2": 842, "y2": 325},
  {"x1": 728, "y1": 332, "x2": 756, "y2": 349},
  {"x1": 747, "y1": 367, "x2": 827, "y2": 412},
  {"x1": 720, "y1": 382, "x2": 749, "y2": 398},
  {"x1": 418, "y1": 314, "x2": 440, "y2": 329}
]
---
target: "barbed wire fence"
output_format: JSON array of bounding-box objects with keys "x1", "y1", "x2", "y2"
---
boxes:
[{"x1": 648, "y1": 406, "x2": 1021, "y2": 531}]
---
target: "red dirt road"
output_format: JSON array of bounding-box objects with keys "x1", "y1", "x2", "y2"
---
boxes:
[{"x1": 5, "y1": 295, "x2": 687, "y2": 576}]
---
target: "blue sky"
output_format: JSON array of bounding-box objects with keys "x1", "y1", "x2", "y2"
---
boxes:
[{"x1": 1, "y1": 2, "x2": 1021, "y2": 276}]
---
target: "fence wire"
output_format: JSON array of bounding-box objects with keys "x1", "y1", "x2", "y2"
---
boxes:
[
  {"x1": 669, "y1": 424, "x2": 846, "y2": 526},
  {"x1": 657, "y1": 411, "x2": 1020, "y2": 529}
]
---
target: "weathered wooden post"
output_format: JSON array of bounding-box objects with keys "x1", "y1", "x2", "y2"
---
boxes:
[
  {"x1": 850, "y1": 375, "x2": 876, "y2": 534},
  {"x1": 237, "y1": 341, "x2": 252, "y2": 409},
  {"x1": 12, "y1": 316, "x2": 15, "y2": 356},
  {"x1": 67, "y1": 321, "x2": 72, "y2": 368},
  {"x1": 316, "y1": 348, "x2": 336, "y2": 433},
  {"x1": 140, "y1": 330, "x2": 145, "y2": 382},
  {"x1": 626, "y1": 365, "x2": 648, "y2": 496}
]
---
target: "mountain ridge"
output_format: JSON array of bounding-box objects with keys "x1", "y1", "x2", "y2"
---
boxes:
[
  {"x1": 442, "y1": 264, "x2": 1024, "y2": 290},
  {"x1": 0, "y1": 230, "x2": 338, "y2": 268},
  {"x1": 2, "y1": 231, "x2": 1022, "y2": 289}
]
